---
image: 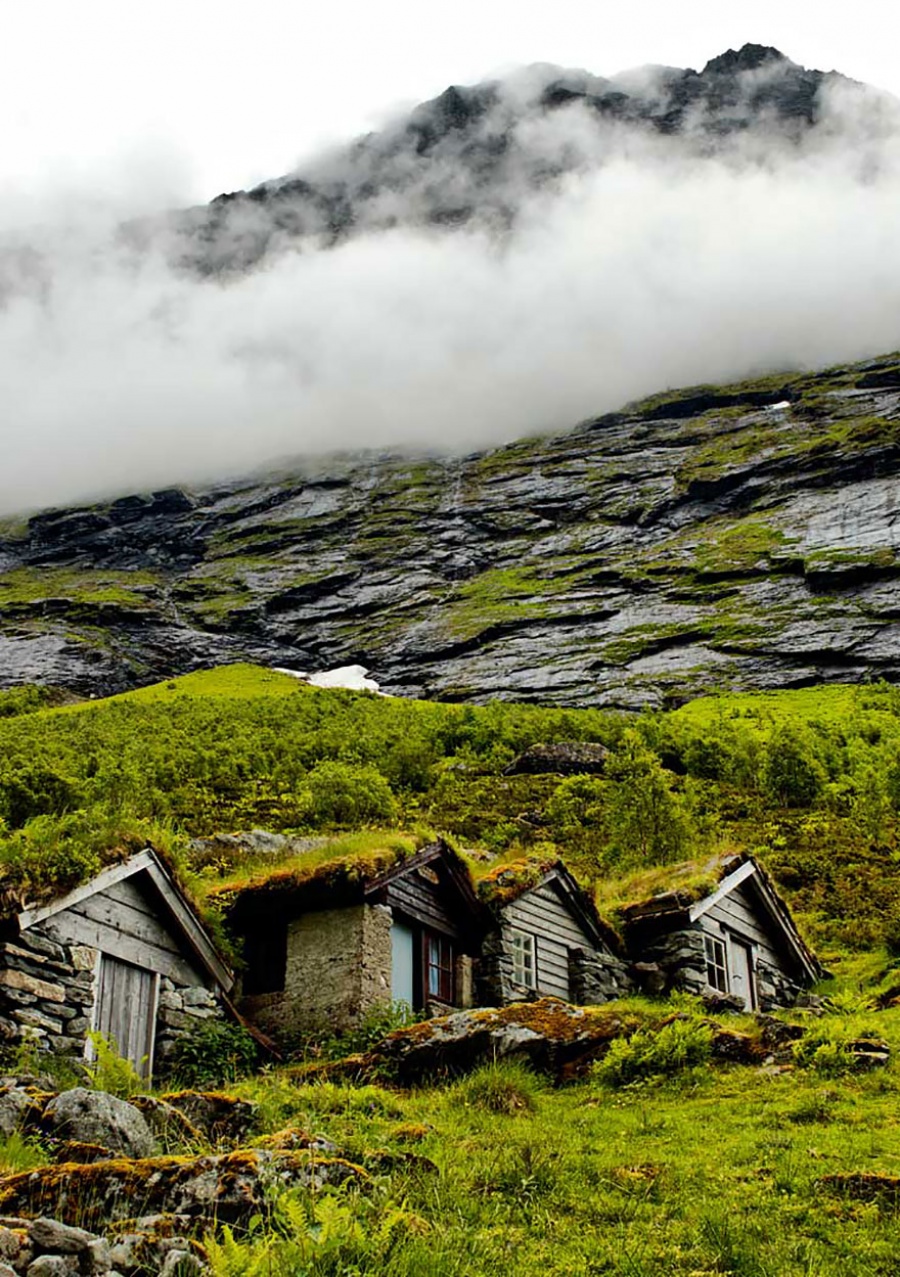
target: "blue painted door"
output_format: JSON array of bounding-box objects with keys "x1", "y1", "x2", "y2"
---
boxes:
[{"x1": 391, "y1": 922, "x2": 415, "y2": 1008}]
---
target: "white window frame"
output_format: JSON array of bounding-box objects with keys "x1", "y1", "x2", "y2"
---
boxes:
[
  {"x1": 510, "y1": 930, "x2": 537, "y2": 989},
  {"x1": 704, "y1": 934, "x2": 729, "y2": 993}
]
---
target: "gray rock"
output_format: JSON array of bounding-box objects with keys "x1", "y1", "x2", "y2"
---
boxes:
[
  {"x1": 0, "y1": 1087, "x2": 35, "y2": 1138},
  {"x1": 26, "y1": 1257, "x2": 78, "y2": 1276},
  {"x1": 28, "y1": 1218, "x2": 95, "y2": 1254},
  {"x1": 159, "y1": 1250, "x2": 204, "y2": 1275},
  {"x1": 42, "y1": 1090, "x2": 156, "y2": 1159},
  {"x1": 504, "y1": 741, "x2": 610, "y2": 776},
  {"x1": 83, "y1": 1238, "x2": 112, "y2": 1275}
]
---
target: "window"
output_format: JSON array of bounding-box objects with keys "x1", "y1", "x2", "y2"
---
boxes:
[
  {"x1": 511, "y1": 930, "x2": 536, "y2": 989},
  {"x1": 243, "y1": 925, "x2": 287, "y2": 994},
  {"x1": 425, "y1": 933, "x2": 454, "y2": 1003},
  {"x1": 704, "y1": 935, "x2": 728, "y2": 993}
]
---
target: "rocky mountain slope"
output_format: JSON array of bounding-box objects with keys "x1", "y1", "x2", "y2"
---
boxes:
[
  {"x1": 167, "y1": 43, "x2": 868, "y2": 274},
  {"x1": 2, "y1": 351, "x2": 899, "y2": 707}
]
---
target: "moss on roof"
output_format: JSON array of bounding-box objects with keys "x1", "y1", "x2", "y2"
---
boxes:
[
  {"x1": 476, "y1": 856, "x2": 560, "y2": 907},
  {"x1": 597, "y1": 852, "x2": 740, "y2": 928},
  {"x1": 203, "y1": 831, "x2": 424, "y2": 917}
]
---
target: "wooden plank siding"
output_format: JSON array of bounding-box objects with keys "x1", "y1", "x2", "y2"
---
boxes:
[
  {"x1": 502, "y1": 883, "x2": 595, "y2": 1000},
  {"x1": 40, "y1": 876, "x2": 206, "y2": 987},
  {"x1": 698, "y1": 881, "x2": 785, "y2": 972},
  {"x1": 384, "y1": 872, "x2": 464, "y2": 939}
]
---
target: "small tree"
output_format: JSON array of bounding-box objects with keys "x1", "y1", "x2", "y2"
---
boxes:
[
  {"x1": 761, "y1": 725, "x2": 825, "y2": 808},
  {"x1": 603, "y1": 730, "x2": 694, "y2": 868}
]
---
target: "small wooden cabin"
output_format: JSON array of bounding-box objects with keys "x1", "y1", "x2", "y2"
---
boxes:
[
  {"x1": 0, "y1": 848, "x2": 233, "y2": 1077},
  {"x1": 219, "y1": 839, "x2": 483, "y2": 1041},
  {"x1": 618, "y1": 853, "x2": 822, "y2": 1009},
  {"x1": 477, "y1": 860, "x2": 634, "y2": 1005}
]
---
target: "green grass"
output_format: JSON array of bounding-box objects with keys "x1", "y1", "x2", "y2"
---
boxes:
[{"x1": 207, "y1": 1003, "x2": 900, "y2": 1275}]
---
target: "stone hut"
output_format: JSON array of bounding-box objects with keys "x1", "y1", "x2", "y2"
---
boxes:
[
  {"x1": 0, "y1": 847, "x2": 233, "y2": 1077},
  {"x1": 618, "y1": 853, "x2": 822, "y2": 1009},
  {"x1": 477, "y1": 859, "x2": 634, "y2": 1006},
  {"x1": 218, "y1": 839, "x2": 484, "y2": 1042}
]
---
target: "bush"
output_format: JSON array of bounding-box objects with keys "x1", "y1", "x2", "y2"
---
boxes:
[
  {"x1": 792, "y1": 1022, "x2": 883, "y2": 1078},
  {"x1": 594, "y1": 1017, "x2": 713, "y2": 1087},
  {"x1": 297, "y1": 761, "x2": 398, "y2": 829},
  {"x1": 307, "y1": 1000, "x2": 422, "y2": 1061},
  {"x1": 761, "y1": 726, "x2": 826, "y2": 808},
  {"x1": 167, "y1": 1021, "x2": 260, "y2": 1088}
]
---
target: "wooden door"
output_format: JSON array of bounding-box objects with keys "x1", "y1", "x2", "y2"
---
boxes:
[
  {"x1": 93, "y1": 954, "x2": 159, "y2": 1079},
  {"x1": 391, "y1": 923, "x2": 415, "y2": 1008},
  {"x1": 728, "y1": 938, "x2": 756, "y2": 1010}
]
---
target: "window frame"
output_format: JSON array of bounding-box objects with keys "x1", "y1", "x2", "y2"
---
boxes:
[
  {"x1": 510, "y1": 929, "x2": 537, "y2": 989},
  {"x1": 704, "y1": 934, "x2": 729, "y2": 994},
  {"x1": 424, "y1": 931, "x2": 454, "y2": 1004}
]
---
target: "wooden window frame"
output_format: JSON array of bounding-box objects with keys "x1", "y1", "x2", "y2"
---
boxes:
[
  {"x1": 704, "y1": 934, "x2": 729, "y2": 993},
  {"x1": 510, "y1": 929, "x2": 537, "y2": 989},
  {"x1": 424, "y1": 931, "x2": 454, "y2": 1004}
]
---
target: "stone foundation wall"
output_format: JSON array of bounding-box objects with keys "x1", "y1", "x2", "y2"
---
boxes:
[
  {"x1": 569, "y1": 948, "x2": 636, "y2": 1004},
  {"x1": 476, "y1": 929, "x2": 514, "y2": 1005},
  {"x1": 154, "y1": 979, "x2": 227, "y2": 1069},
  {"x1": 0, "y1": 924, "x2": 225, "y2": 1071},
  {"x1": 240, "y1": 903, "x2": 394, "y2": 1040},
  {"x1": 0, "y1": 928, "x2": 96, "y2": 1061},
  {"x1": 477, "y1": 933, "x2": 634, "y2": 1007},
  {"x1": 631, "y1": 928, "x2": 806, "y2": 1010}
]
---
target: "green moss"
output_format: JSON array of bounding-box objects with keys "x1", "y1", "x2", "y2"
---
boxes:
[
  {"x1": 0, "y1": 568, "x2": 160, "y2": 609},
  {"x1": 441, "y1": 566, "x2": 577, "y2": 639}
]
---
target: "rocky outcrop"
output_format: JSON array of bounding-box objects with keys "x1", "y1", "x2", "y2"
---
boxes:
[
  {"x1": 3, "y1": 353, "x2": 900, "y2": 708},
  {"x1": 504, "y1": 742, "x2": 610, "y2": 776},
  {"x1": 0, "y1": 1149, "x2": 365, "y2": 1229},
  {"x1": 165, "y1": 46, "x2": 869, "y2": 276},
  {"x1": 322, "y1": 998, "x2": 647, "y2": 1083}
]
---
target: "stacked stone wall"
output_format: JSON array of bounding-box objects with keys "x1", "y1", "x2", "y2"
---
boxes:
[
  {"x1": 631, "y1": 927, "x2": 807, "y2": 1010},
  {"x1": 240, "y1": 903, "x2": 394, "y2": 1040},
  {"x1": 0, "y1": 927, "x2": 97, "y2": 1061},
  {"x1": 569, "y1": 948, "x2": 636, "y2": 1004},
  {"x1": 0, "y1": 924, "x2": 225, "y2": 1069},
  {"x1": 154, "y1": 980, "x2": 227, "y2": 1068}
]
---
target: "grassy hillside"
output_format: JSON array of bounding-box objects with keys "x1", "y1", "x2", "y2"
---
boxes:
[
  {"x1": 4, "y1": 668, "x2": 900, "y2": 1272},
  {"x1": 2, "y1": 665, "x2": 900, "y2": 970}
]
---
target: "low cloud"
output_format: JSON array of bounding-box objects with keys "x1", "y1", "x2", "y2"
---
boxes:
[{"x1": 2, "y1": 69, "x2": 900, "y2": 514}]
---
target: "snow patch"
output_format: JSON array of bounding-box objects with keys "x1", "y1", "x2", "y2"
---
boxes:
[{"x1": 274, "y1": 664, "x2": 383, "y2": 694}]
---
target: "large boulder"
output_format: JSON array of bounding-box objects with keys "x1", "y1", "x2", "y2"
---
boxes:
[
  {"x1": 41, "y1": 1089, "x2": 156, "y2": 1160},
  {"x1": 326, "y1": 998, "x2": 635, "y2": 1084},
  {"x1": 503, "y1": 742, "x2": 610, "y2": 776}
]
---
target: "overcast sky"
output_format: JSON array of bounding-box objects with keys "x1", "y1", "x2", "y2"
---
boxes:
[
  {"x1": 2, "y1": 1, "x2": 900, "y2": 514},
  {"x1": 2, "y1": 0, "x2": 898, "y2": 203}
]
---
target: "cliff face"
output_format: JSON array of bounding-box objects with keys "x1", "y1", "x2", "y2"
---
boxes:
[{"x1": 2, "y1": 352, "x2": 900, "y2": 707}]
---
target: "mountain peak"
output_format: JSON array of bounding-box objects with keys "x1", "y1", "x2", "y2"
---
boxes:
[{"x1": 703, "y1": 44, "x2": 792, "y2": 76}]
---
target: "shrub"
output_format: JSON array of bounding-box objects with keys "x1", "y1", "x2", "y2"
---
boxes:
[
  {"x1": 297, "y1": 761, "x2": 398, "y2": 829},
  {"x1": 594, "y1": 1017, "x2": 713, "y2": 1087},
  {"x1": 761, "y1": 726, "x2": 826, "y2": 808},
  {"x1": 793, "y1": 1021, "x2": 884, "y2": 1077},
  {"x1": 451, "y1": 1061, "x2": 542, "y2": 1115},
  {"x1": 306, "y1": 1000, "x2": 422, "y2": 1061},
  {"x1": 167, "y1": 1021, "x2": 259, "y2": 1088},
  {"x1": 85, "y1": 1031, "x2": 146, "y2": 1099}
]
